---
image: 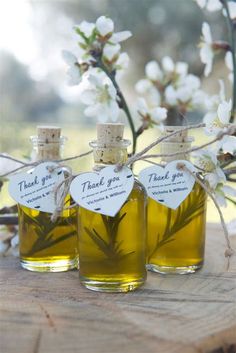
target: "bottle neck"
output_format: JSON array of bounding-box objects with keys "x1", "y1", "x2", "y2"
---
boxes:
[
  {"x1": 159, "y1": 126, "x2": 193, "y2": 164},
  {"x1": 90, "y1": 140, "x2": 129, "y2": 168},
  {"x1": 30, "y1": 136, "x2": 66, "y2": 161},
  {"x1": 160, "y1": 140, "x2": 192, "y2": 164}
]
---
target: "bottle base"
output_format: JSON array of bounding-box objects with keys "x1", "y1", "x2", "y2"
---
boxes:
[
  {"x1": 146, "y1": 263, "x2": 203, "y2": 274},
  {"x1": 80, "y1": 276, "x2": 145, "y2": 292},
  {"x1": 20, "y1": 258, "x2": 78, "y2": 272}
]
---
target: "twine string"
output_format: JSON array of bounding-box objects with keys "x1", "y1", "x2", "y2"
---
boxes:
[
  {"x1": 123, "y1": 125, "x2": 236, "y2": 168},
  {"x1": 50, "y1": 165, "x2": 74, "y2": 222},
  {"x1": 0, "y1": 150, "x2": 93, "y2": 178}
]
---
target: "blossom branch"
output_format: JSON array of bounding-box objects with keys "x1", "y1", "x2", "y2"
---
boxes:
[
  {"x1": 221, "y1": 0, "x2": 236, "y2": 122},
  {"x1": 96, "y1": 58, "x2": 137, "y2": 154}
]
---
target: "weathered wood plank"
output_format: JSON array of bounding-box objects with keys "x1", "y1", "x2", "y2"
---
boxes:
[{"x1": 0, "y1": 224, "x2": 235, "y2": 353}]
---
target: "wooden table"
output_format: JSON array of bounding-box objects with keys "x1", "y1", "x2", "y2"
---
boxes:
[{"x1": 0, "y1": 224, "x2": 236, "y2": 353}]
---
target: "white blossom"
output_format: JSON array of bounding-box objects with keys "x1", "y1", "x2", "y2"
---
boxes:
[
  {"x1": 164, "y1": 74, "x2": 203, "y2": 107},
  {"x1": 135, "y1": 79, "x2": 161, "y2": 106},
  {"x1": 223, "y1": 1, "x2": 236, "y2": 19},
  {"x1": 195, "y1": 0, "x2": 207, "y2": 8},
  {"x1": 225, "y1": 51, "x2": 234, "y2": 83},
  {"x1": 200, "y1": 22, "x2": 214, "y2": 76},
  {"x1": 75, "y1": 21, "x2": 95, "y2": 39},
  {"x1": 145, "y1": 61, "x2": 163, "y2": 81},
  {"x1": 195, "y1": 0, "x2": 222, "y2": 11},
  {"x1": 62, "y1": 50, "x2": 77, "y2": 66},
  {"x1": 204, "y1": 80, "x2": 226, "y2": 111},
  {"x1": 228, "y1": 1, "x2": 236, "y2": 19},
  {"x1": 219, "y1": 135, "x2": 236, "y2": 154},
  {"x1": 135, "y1": 79, "x2": 154, "y2": 94},
  {"x1": 162, "y1": 56, "x2": 175, "y2": 72},
  {"x1": 184, "y1": 74, "x2": 201, "y2": 90},
  {"x1": 165, "y1": 85, "x2": 178, "y2": 106},
  {"x1": 151, "y1": 107, "x2": 167, "y2": 123},
  {"x1": 115, "y1": 52, "x2": 129, "y2": 70},
  {"x1": 214, "y1": 184, "x2": 236, "y2": 207},
  {"x1": 62, "y1": 50, "x2": 81, "y2": 86},
  {"x1": 114, "y1": 52, "x2": 130, "y2": 79},
  {"x1": 136, "y1": 55, "x2": 204, "y2": 113},
  {"x1": 176, "y1": 62, "x2": 189, "y2": 76},
  {"x1": 96, "y1": 16, "x2": 114, "y2": 36},
  {"x1": 77, "y1": 68, "x2": 119, "y2": 122},
  {"x1": 204, "y1": 100, "x2": 232, "y2": 135},
  {"x1": 192, "y1": 89, "x2": 207, "y2": 107},
  {"x1": 103, "y1": 43, "x2": 121, "y2": 61},
  {"x1": 137, "y1": 98, "x2": 167, "y2": 127},
  {"x1": 110, "y1": 31, "x2": 132, "y2": 43},
  {"x1": 193, "y1": 149, "x2": 226, "y2": 188}
]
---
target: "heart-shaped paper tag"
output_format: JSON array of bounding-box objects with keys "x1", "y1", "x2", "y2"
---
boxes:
[
  {"x1": 139, "y1": 160, "x2": 196, "y2": 209},
  {"x1": 8, "y1": 162, "x2": 65, "y2": 213},
  {"x1": 70, "y1": 166, "x2": 134, "y2": 217}
]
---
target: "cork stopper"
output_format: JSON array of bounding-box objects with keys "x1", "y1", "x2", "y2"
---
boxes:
[
  {"x1": 90, "y1": 123, "x2": 130, "y2": 165},
  {"x1": 162, "y1": 126, "x2": 188, "y2": 143},
  {"x1": 31, "y1": 125, "x2": 64, "y2": 161},
  {"x1": 160, "y1": 126, "x2": 193, "y2": 163},
  {"x1": 37, "y1": 125, "x2": 61, "y2": 143},
  {"x1": 96, "y1": 123, "x2": 124, "y2": 146}
]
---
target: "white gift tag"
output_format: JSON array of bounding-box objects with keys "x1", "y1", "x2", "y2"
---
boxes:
[
  {"x1": 70, "y1": 166, "x2": 134, "y2": 217},
  {"x1": 139, "y1": 160, "x2": 196, "y2": 209},
  {"x1": 8, "y1": 162, "x2": 65, "y2": 213}
]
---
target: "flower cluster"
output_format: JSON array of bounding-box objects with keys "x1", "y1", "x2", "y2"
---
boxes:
[
  {"x1": 193, "y1": 149, "x2": 236, "y2": 206},
  {"x1": 77, "y1": 68, "x2": 120, "y2": 122},
  {"x1": 195, "y1": 0, "x2": 236, "y2": 211},
  {"x1": 62, "y1": 15, "x2": 131, "y2": 86},
  {"x1": 135, "y1": 57, "x2": 205, "y2": 124},
  {"x1": 61, "y1": 11, "x2": 236, "y2": 213},
  {"x1": 63, "y1": 16, "x2": 132, "y2": 124}
]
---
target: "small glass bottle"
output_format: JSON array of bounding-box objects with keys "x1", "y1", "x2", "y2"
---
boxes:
[
  {"x1": 18, "y1": 126, "x2": 78, "y2": 272},
  {"x1": 147, "y1": 127, "x2": 207, "y2": 274},
  {"x1": 78, "y1": 123, "x2": 147, "y2": 292}
]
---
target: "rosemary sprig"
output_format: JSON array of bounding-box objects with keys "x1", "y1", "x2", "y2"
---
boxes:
[
  {"x1": 148, "y1": 188, "x2": 206, "y2": 260},
  {"x1": 84, "y1": 212, "x2": 134, "y2": 261},
  {"x1": 23, "y1": 230, "x2": 77, "y2": 257},
  {"x1": 21, "y1": 207, "x2": 77, "y2": 256}
]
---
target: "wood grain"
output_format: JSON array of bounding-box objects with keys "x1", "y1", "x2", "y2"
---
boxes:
[{"x1": 0, "y1": 224, "x2": 236, "y2": 353}]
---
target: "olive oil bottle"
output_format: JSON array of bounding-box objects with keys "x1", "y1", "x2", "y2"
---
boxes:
[
  {"x1": 146, "y1": 127, "x2": 207, "y2": 274},
  {"x1": 77, "y1": 123, "x2": 147, "y2": 292},
  {"x1": 18, "y1": 126, "x2": 78, "y2": 272}
]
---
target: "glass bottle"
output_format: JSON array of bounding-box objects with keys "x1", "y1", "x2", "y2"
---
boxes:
[
  {"x1": 18, "y1": 126, "x2": 78, "y2": 272},
  {"x1": 78, "y1": 123, "x2": 147, "y2": 292},
  {"x1": 146, "y1": 127, "x2": 207, "y2": 274}
]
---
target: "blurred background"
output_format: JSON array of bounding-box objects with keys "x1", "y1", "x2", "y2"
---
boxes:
[{"x1": 0, "y1": 0, "x2": 234, "y2": 220}]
